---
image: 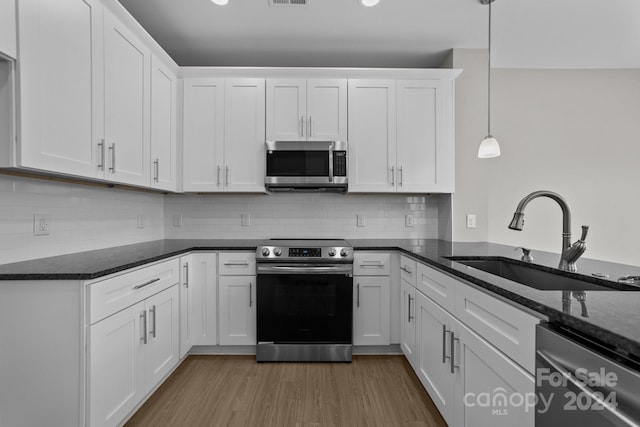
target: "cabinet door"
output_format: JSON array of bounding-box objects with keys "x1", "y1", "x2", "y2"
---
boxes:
[
  {"x1": 266, "y1": 79, "x2": 306, "y2": 141},
  {"x1": 453, "y1": 322, "x2": 535, "y2": 427},
  {"x1": 17, "y1": 0, "x2": 104, "y2": 179},
  {"x1": 89, "y1": 301, "x2": 145, "y2": 427},
  {"x1": 219, "y1": 276, "x2": 256, "y2": 345},
  {"x1": 400, "y1": 279, "x2": 417, "y2": 366},
  {"x1": 306, "y1": 79, "x2": 347, "y2": 141},
  {"x1": 182, "y1": 78, "x2": 225, "y2": 191},
  {"x1": 150, "y1": 56, "x2": 177, "y2": 191},
  {"x1": 144, "y1": 285, "x2": 179, "y2": 394},
  {"x1": 347, "y1": 80, "x2": 396, "y2": 192},
  {"x1": 190, "y1": 253, "x2": 218, "y2": 346},
  {"x1": 0, "y1": 0, "x2": 17, "y2": 58},
  {"x1": 179, "y1": 255, "x2": 193, "y2": 358},
  {"x1": 353, "y1": 276, "x2": 390, "y2": 346},
  {"x1": 397, "y1": 80, "x2": 447, "y2": 193},
  {"x1": 415, "y1": 291, "x2": 455, "y2": 424},
  {"x1": 103, "y1": 9, "x2": 150, "y2": 186},
  {"x1": 224, "y1": 78, "x2": 266, "y2": 192}
]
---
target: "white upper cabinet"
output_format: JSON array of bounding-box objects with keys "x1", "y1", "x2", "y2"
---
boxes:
[
  {"x1": 182, "y1": 78, "x2": 225, "y2": 191},
  {"x1": 150, "y1": 56, "x2": 177, "y2": 191},
  {"x1": 182, "y1": 78, "x2": 265, "y2": 192},
  {"x1": 103, "y1": 9, "x2": 151, "y2": 187},
  {"x1": 16, "y1": 0, "x2": 105, "y2": 179},
  {"x1": 224, "y1": 78, "x2": 266, "y2": 192},
  {"x1": 397, "y1": 80, "x2": 454, "y2": 193},
  {"x1": 348, "y1": 79, "x2": 397, "y2": 192},
  {"x1": 349, "y1": 78, "x2": 455, "y2": 193},
  {"x1": 266, "y1": 78, "x2": 347, "y2": 141},
  {"x1": 0, "y1": 0, "x2": 17, "y2": 58}
]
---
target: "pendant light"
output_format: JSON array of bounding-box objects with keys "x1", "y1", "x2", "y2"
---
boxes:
[{"x1": 477, "y1": 0, "x2": 501, "y2": 158}]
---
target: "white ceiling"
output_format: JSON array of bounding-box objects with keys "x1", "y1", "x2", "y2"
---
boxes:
[{"x1": 117, "y1": 0, "x2": 640, "y2": 69}]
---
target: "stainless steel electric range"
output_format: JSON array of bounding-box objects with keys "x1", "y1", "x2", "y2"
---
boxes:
[{"x1": 255, "y1": 239, "x2": 354, "y2": 362}]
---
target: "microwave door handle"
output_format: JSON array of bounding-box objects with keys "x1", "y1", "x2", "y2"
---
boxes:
[{"x1": 328, "y1": 142, "x2": 334, "y2": 183}]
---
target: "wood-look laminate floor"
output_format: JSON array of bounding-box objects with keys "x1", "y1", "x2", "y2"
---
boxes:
[{"x1": 125, "y1": 355, "x2": 447, "y2": 427}]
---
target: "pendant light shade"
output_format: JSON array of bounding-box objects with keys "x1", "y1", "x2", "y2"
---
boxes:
[{"x1": 478, "y1": 0, "x2": 501, "y2": 158}]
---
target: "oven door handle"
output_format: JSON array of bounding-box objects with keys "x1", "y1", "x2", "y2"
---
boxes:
[
  {"x1": 537, "y1": 350, "x2": 640, "y2": 427},
  {"x1": 257, "y1": 264, "x2": 353, "y2": 275}
]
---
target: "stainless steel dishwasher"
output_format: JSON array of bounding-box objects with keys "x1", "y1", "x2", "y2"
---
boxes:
[{"x1": 536, "y1": 324, "x2": 640, "y2": 426}]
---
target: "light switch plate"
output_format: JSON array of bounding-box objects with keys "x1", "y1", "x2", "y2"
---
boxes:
[
  {"x1": 405, "y1": 214, "x2": 414, "y2": 227},
  {"x1": 173, "y1": 214, "x2": 183, "y2": 227},
  {"x1": 357, "y1": 214, "x2": 365, "y2": 227},
  {"x1": 137, "y1": 215, "x2": 145, "y2": 229},
  {"x1": 466, "y1": 214, "x2": 477, "y2": 229},
  {"x1": 241, "y1": 213, "x2": 251, "y2": 227}
]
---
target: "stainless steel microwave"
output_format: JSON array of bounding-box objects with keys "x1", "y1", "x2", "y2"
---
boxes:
[{"x1": 264, "y1": 141, "x2": 348, "y2": 193}]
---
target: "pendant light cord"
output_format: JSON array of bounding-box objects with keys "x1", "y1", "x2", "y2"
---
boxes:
[{"x1": 487, "y1": 0, "x2": 492, "y2": 136}]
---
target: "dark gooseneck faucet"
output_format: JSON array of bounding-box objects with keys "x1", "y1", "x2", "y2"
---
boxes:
[{"x1": 508, "y1": 190, "x2": 589, "y2": 272}]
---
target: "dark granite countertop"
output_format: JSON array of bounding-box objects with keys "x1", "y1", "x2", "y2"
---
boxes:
[{"x1": 2, "y1": 238, "x2": 640, "y2": 360}]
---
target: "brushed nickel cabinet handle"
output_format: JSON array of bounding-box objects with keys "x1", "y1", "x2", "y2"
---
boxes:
[
  {"x1": 225, "y1": 166, "x2": 229, "y2": 187},
  {"x1": 309, "y1": 116, "x2": 312, "y2": 137},
  {"x1": 109, "y1": 143, "x2": 116, "y2": 173},
  {"x1": 217, "y1": 165, "x2": 221, "y2": 187},
  {"x1": 399, "y1": 166, "x2": 403, "y2": 186},
  {"x1": 249, "y1": 282, "x2": 253, "y2": 307},
  {"x1": 149, "y1": 305, "x2": 156, "y2": 338},
  {"x1": 153, "y1": 159, "x2": 159, "y2": 182},
  {"x1": 183, "y1": 262, "x2": 189, "y2": 288},
  {"x1": 390, "y1": 166, "x2": 395, "y2": 186},
  {"x1": 408, "y1": 294, "x2": 414, "y2": 322},
  {"x1": 356, "y1": 283, "x2": 360, "y2": 308},
  {"x1": 442, "y1": 325, "x2": 450, "y2": 364},
  {"x1": 140, "y1": 311, "x2": 148, "y2": 344},
  {"x1": 451, "y1": 332, "x2": 460, "y2": 373},
  {"x1": 133, "y1": 278, "x2": 160, "y2": 290},
  {"x1": 300, "y1": 115, "x2": 304, "y2": 137},
  {"x1": 97, "y1": 139, "x2": 105, "y2": 171}
]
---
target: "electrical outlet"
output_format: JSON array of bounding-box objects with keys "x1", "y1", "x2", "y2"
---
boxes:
[
  {"x1": 357, "y1": 214, "x2": 365, "y2": 227},
  {"x1": 33, "y1": 214, "x2": 51, "y2": 236},
  {"x1": 241, "y1": 213, "x2": 251, "y2": 227},
  {"x1": 405, "y1": 214, "x2": 414, "y2": 227},
  {"x1": 466, "y1": 214, "x2": 477, "y2": 229},
  {"x1": 137, "y1": 215, "x2": 145, "y2": 229},
  {"x1": 173, "y1": 214, "x2": 183, "y2": 227}
]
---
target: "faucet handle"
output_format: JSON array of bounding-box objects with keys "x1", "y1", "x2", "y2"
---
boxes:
[
  {"x1": 579, "y1": 225, "x2": 589, "y2": 241},
  {"x1": 515, "y1": 247, "x2": 533, "y2": 262}
]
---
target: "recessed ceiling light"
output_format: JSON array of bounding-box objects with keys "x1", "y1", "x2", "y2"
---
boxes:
[
  {"x1": 211, "y1": 0, "x2": 229, "y2": 5},
  {"x1": 360, "y1": 0, "x2": 380, "y2": 7}
]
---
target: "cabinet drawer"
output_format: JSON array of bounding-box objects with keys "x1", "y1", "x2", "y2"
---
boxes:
[
  {"x1": 454, "y1": 282, "x2": 541, "y2": 374},
  {"x1": 88, "y1": 258, "x2": 180, "y2": 325},
  {"x1": 354, "y1": 252, "x2": 390, "y2": 276},
  {"x1": 416, "y1": 263, "x2": 456, "y2": 313},
  {"x1": 400, "y1": 255, "x2": 417, "y2": 287},
  {"x1": 218, "y1": 252, "x2": 256, "y2": 276}
]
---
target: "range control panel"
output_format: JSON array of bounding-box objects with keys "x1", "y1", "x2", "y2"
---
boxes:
[{"x1": 289, "y1": 248, "x2": 322, "y2": 257}]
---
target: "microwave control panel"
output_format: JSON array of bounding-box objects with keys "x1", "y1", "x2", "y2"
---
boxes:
[{"x1": 333, "y1": 152, "x2": 347, "y2": 176}]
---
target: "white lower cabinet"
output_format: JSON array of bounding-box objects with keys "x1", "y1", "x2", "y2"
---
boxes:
[
  {"x1": 218, "y1": 276, "x2": 256, "y2": 345},
  {"x1": 89, "y1": 284, "x2": 179, "y2": 427},
  {"x1": 405, "y1": 258, "x2": 538, "y2": 427},
  {"x1": 353, "y1": 276, "x2": 391, "y2": 346},
  {"x1": 400, "y1": 278, "x2": 417, "y2": 366},
  {"x1": 179, "y1": 253, "x2": 217, "y2": 358}
]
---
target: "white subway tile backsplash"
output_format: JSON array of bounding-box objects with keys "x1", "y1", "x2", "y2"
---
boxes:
[{"x1": 164, "y1": 193, "x2": 439, "y2": 240}]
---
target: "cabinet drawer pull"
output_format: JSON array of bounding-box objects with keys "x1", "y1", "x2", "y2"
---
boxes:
[
  {"x1": 400, "y1": 265, "x2": 413, "y2": 275},
  {"x1": 390, "y1": 166, "x2": 395, "y2": 186},
  {"x1": 133, "y1": 278, "x2": 161, "y2": 290},
  {"x1": 249, "y1": 282, "x2": 253, "y2": 307},
  {"x1": 360, "y1": 260, "x2": 383, "y2": 267},
  {"x1": 140, "y1": 311, "x2": 148, "y2": 344},
  {"x1": 408, "y1": 294, "x2": 414, "y2": 322},
  {"x1": 224, "y1": 261, "x2": 250, "y2": 266},
  {"x1": 149, "y1": 305, "x2": 156, "y2": 338},
  {"x1": 356, "y1": 283, "x2": 360, "y2": 308}
]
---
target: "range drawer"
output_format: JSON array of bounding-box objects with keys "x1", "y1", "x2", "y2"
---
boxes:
[
  {"x1": 218, "y1": 252, "x2": 256, "y2": 276},
  {"x1": 454, "y1": 282, "x2": 541, "y2": 373},
  {"x1": 400, "y1": 255, "x2": 417, "y2": 287},
  {"x1": 354, "y1": 252, "x2": 391, "y2": 276},
  {"x1": 88, "y1": 258, "x2": 180, "y2": 324}
]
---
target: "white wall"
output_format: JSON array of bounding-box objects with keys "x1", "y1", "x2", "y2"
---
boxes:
[
  {"x1": 450, "y1": 49, "x2": 640, "y2": 266},
  {"x1": 164, "y1": 193, "x2": 439, "y2": 240},
  {"x1": 0, "y1": 174, "x2": 164, "y2": 264}
]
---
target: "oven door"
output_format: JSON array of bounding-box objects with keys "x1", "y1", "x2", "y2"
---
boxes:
[{"x1": 256, "y1": 264, "x2": 353, "y2": 362}]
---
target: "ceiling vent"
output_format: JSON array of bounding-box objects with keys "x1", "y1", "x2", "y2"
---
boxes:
[{"x1": 269, "y1": 0, "x2": 309, "y2": 7}]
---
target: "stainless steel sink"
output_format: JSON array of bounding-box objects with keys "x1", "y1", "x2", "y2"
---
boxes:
[{"x1": 446, "y1": 256, "x2": 635, "y2": 291}]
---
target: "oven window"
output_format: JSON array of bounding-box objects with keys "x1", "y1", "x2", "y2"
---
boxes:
[
  {"x1": 257, "y1": 274, "x2": 352, "y2": 344},
  {"x1": 266, "y1": 151, "x2": 329, "y2": 176}
]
